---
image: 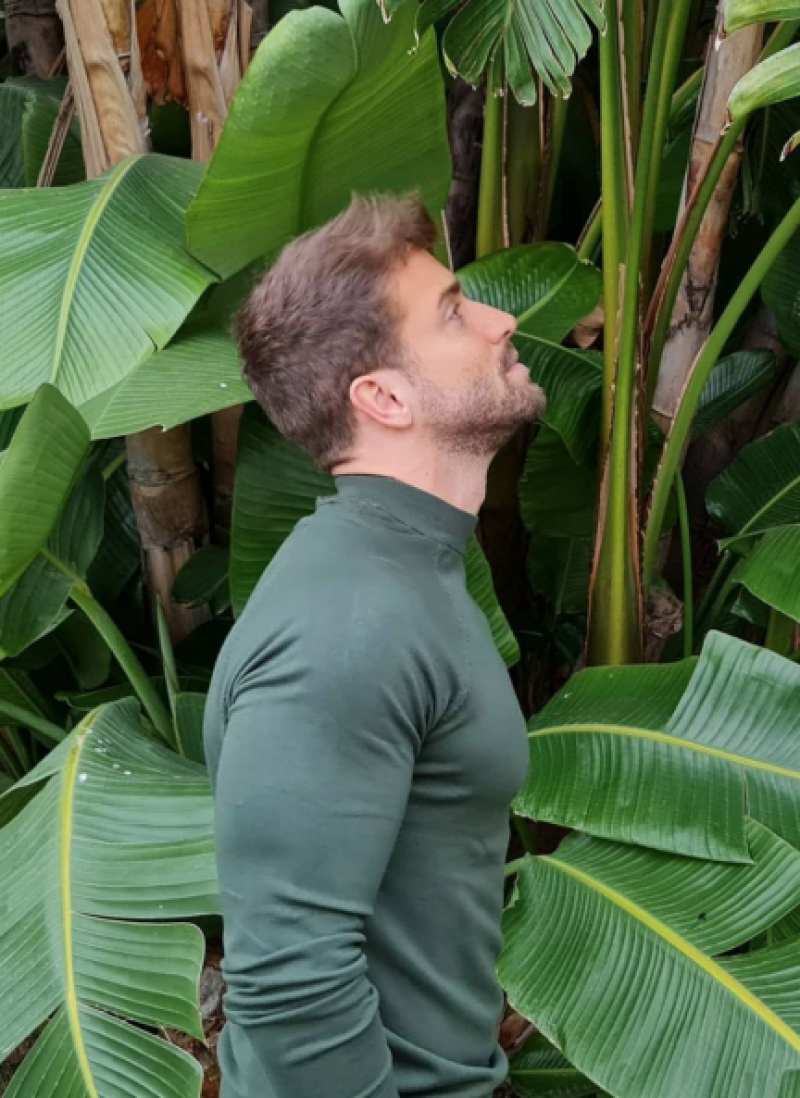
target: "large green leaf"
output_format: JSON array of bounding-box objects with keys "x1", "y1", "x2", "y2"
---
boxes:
[
  {"x1": 763, "y1": 228, "x2": 800, "y2": 357},
  {"x1": 514, "y1": 340, "x2": 602, "y2": 464},
  {"x1": 458, "y1": 243, "x2": 602, "y2": 344},
  {"x1": 0, "y1": 155, "x2": 215, "y2": 409},
  {"x1": 0, "y1": 79, "x2": 83, "y2": 189},
  {"x1": 389, "y1": 0, "x2": 604, "y2": 105},
  {"x1": 186, "y1": 0, "x2": 451, "y2": 280},
  {"x1": 527, "y1": 533, "x2": 593, "y2": 614},
  {"x1": 231, "y1": 408, "x2": 518, "y2": 661},
  {"x1": 707, "y1": 423, "x2": 800, "y2": 551},
  {"x1": 230, "y1": 406, "x2": 334, "y2": 614},
  {"x1": 499, "y1": 820, "x2": 800, "y2": 1098},
  {"x1": 464, "y1": 538, "x2": 520, "y2": 667},
  {"x1": 0, "y1": 699, "x2": 219, "y2": 1097},
  {"x1": 0, "y1": 385, "x2": 89, "y2": 599},
  {"x1": 725, "y1": 0, "x2": 800, "y2": 33},
  {"x1": 693, "y1": 349, "x2": 777, "y2": 438},
  {"x1": 80, "y1": 319, "x2": 250, "y2": 438},
  {"x1": 729, "y1": 43, "x2": 800, "y2": 123},
  {"x1": 509, "y1": 1031, "x2": 596, "y2": 1098},
  {"x1": 737, "y1": 524, "x2": 800, "y2": 622},
  {"x1": 519, "y1": 427, "x2": 596, "y2": 539},
  {"x1": 517, "y1": 631, "x2": 800, "y2": 860}
]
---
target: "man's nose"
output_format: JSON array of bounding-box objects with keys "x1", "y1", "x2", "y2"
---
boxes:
[{"x1": 484, "y1": 305, "x2": 516, "y2": 343}]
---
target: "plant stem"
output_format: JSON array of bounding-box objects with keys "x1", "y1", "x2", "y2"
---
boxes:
[
  {"x1": 40, "y1": 548, "x2": 175, "y2": 745},
  {"x1": 694, "y1": 552, "x2": 736, "y2": 637},
  {"x1": 577, "y1": 201, "x2": 603, "y2": 259},
  {"x1": 598, "y1": 0, "x2": 629, "y2": 444},
  {"x1": 644, "y1": 192, "x2": 800, "y2": 588},
  {"x1": 588, "y1": 0, "x2": 692, "y2": 665},
  {"x1": 476, "y1": 59, "x2": 506, "y2": 258},
  {"x1": 0, "y1": 702, "x2": 65, "y2": 747},
  {"x1": 537, "y1": 93, "x2": 570, "y2": 241},
  {"x1": 675, "y1": 474, "x2": 693, "y2": 658},
  {"x1": 645, "y1": 21, "x2": 799, "y2": 407},
  {"x1": 646, "y1": 123, "x2": 743, "y2": 400},
  {"x1": 0, "y1": 735, "x2": 23, "y2": 782},
  {"x1": 765, "y1": 608, "x2": 795, "y2": 656}
]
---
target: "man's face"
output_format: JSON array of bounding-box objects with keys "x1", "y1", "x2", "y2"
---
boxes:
[{"x1": 387, "y1": 250, "x2": 546, "y2": 457}]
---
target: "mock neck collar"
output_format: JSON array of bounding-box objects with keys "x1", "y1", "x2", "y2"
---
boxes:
[{"x1": 332, "y1": 474, "x2": 477, "y2": 554}]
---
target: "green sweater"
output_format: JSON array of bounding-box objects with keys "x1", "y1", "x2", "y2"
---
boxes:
[{"x1": 204, "y1": 474, "x2": 531, "y2": 1098}]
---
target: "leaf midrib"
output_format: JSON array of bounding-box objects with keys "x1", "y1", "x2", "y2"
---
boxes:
[
  {"x1": 529, "y1": 722, "x2": 800, "y2": 780},
  {"x1": 548, "y1": 855, "x2": 800, "y2": 1052},
  {"x1": 51, "y1": 157, "x2": 140, "y2": 390},
  {"x1": 737, "y1": 468, "x2": 800, "y2": 538},
  {"x1": 60, "y1": 713, "x2": 100, "y2": 1098}
]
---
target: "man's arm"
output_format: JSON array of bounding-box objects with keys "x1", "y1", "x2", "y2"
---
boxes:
[{"x1": 212, "y1": 624, "x2": 429, "y2": 1098}]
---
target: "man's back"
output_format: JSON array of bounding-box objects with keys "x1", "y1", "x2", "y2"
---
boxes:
[{"x1": 204, "y1": 474, "x2": 531, "y2": 1098}]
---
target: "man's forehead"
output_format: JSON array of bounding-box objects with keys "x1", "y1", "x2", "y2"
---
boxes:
[{"x1": 391, "y1": 250, "x2": 458, "y2": 304}]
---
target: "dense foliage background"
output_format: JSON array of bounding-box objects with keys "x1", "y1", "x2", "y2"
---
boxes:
[{"x1": 2, "y1": 0, "x2": 800, "y2": 1095}]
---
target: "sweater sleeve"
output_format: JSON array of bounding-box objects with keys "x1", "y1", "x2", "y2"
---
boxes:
[{"x1": 211, "y1": 601, "x2": 436, "y2": 1098}]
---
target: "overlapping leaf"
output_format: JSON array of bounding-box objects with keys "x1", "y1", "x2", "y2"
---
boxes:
[
  {"x1": 0, "y1": 155, "x2": 214, "y2": 409},
  {"x1": 737, "y1": 524, "x2": 800, "y2": 621},
  {"x1": 385, "y1": 0, "x2": 605, "y2": 105},
  {"x1": 80, "y1": 319, "x2": 250, "y2": 438},
  {"x1": 509, "y1": 1031, "x2": 596, "y2": 1098},
  {"x1": 0, "y1": 386, "x2": 89, "y2": 599},
  {"x1": 186, "y1": 0, "x2": 451, "y2": 279},
  {"x1": 707, "y1": 423, "x2": 800, "y2": 551},
  {"x1": 0, "y1": 699, "x2": 219, "y2": 1098},
  {"x1": 516, "y1": 630, "x2": 800, "y2": 860},
  {"x1": 500, "y1": 820, "x2": 800, "y2": 1098}
]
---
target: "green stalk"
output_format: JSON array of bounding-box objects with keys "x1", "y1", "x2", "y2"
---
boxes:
[
  {"x1": 537, "y1": 93, "x2": 570, "y2": 241},
  {"x1": 765, "y1": 608, "x2": 795, "y2": 656},
  {"x1": 0, "y1": 701, "x2": 65, "y2": 747},
  {"x1": 507, "y1": 95, "x2": 542, "y2": 246},
  {"x1": 598, "y1": 0, "x2": 630, "y2": 444},
  {"x1": 40, "y1": 548, "x2": 175, "y2": 745},
  {"x1": 675, "y1": 474, "x2": 693, "y2": 658},
  {"x1": 0, "y1": 736, "x2": 23, "y2": 782},
  {"x1": 476, "y1": 58, "x2": 506, "y2": 258},
  {"x1": 577, "y1": 201, "x2": 603, "y2": 259},
  {"x1": 644, "y1": 193, "x2": 800, "y2": 588},
  {"x1": 623, "y1": 0, "x2": 643, "y2": 154},
  {"x1": 694, "y1": 552, "x2": 736, "y2": 638},
  {"x1": 646, "y1": 21, "x2": 799, "y2": 407},
  {"x1": 5, "y1": 726, "x2": 31, "y2": 772},
  {"x1": 588, "y1": 0, "x2": 692, "y2": 665},
  {"x1": 574, "y1": 59, "x2": 703, "y2": 261}
]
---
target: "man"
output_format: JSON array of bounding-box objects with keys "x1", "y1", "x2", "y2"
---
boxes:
[{"x1": 203, "y1": 192, "x2": 546, "y2": 1098}]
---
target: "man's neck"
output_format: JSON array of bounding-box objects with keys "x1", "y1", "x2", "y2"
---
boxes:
[{"x1": 331, "y1": 450, "x2": 490, "y2": 516}]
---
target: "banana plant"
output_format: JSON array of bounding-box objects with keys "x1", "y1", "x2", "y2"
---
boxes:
[{"x1": 0, "y1": 699, "x2": 219, "y2": 1098}]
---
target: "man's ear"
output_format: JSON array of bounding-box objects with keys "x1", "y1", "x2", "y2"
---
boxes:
[{"x1": 349, "y1": 373, "x2": 413, "y2": 429}]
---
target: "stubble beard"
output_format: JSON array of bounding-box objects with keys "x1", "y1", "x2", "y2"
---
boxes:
[{"x1": 413, "y1": 354, "x2": 546, "y2": 458}]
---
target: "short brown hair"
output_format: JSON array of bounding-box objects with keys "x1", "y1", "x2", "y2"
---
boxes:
[{"x1": 236, "y1": 192, "x2": 438, "y2": 471}]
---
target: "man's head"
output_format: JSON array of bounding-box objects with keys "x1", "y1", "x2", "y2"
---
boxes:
[{"x1": 237, "y1": 192, "x2": 545, "y2": 472}]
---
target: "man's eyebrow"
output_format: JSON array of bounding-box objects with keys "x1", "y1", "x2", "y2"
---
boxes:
[{"x1": 437, "y1": 278, "x2": 462, "y2": 311}]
